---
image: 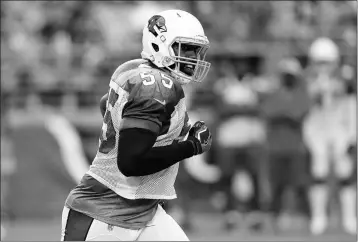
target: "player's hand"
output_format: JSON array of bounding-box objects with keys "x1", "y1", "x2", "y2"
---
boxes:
[{"x1": 187, "y1": 121, "x2": 212, "y2": 155}]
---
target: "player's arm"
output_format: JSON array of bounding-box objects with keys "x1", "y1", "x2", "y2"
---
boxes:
[
  {"x1": 116, "y1": 75, "x2": 211, "y2": 177},
  {"x1": 117, "y1": 121, "x2": 211, "y2": 177},
  {"x1": 117, "y1": 128, "x2": 190, "y2": 176}
]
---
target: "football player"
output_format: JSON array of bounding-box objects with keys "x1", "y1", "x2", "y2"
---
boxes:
[
  {"x1": 303, "y1": 37, "x2": 356, "y2": 235},
  {"x1": 262, "y1": 57, "x2": 311, "y2": 232},
  {"x1": 61, "y1": 9, "x2": 212, "y2": 241}
]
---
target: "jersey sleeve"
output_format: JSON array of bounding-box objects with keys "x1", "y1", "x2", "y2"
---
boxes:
[
  {"x1": 99, "y1": 93, "x2": 108, "y2": 117},
  {"x1": 121, "y1": 70, "x2": 183, "y2": 133}
]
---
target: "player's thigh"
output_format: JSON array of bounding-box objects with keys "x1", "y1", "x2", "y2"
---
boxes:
[
  {"x1": 289, "y1": 152, "x2": 311, "y2": 187},
  {"x1": 303, "y1": 117, "x2": 327, "y2": 155},
  {"x1": 86, "y1": 220, "x2": 141, "y2": 241},
  {"x1": 137, "y1": 205, "x2": 189, "y2": 241},
  {"x1": 61, "y1": 207, "x2": 141, "y2": 241},
  {"x1": 306, "y1": 136, "x2": 330, "y2": 178},
  {"x1": 268, "y1": 153, "x2": 288, "y2": 190}
]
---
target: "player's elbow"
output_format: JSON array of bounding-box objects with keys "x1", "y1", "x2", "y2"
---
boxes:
[
  {"x1": 117, "y1": 157, "x2": 139, "y2": 177},
  {"x1": 116, "y1": 128, "x2": 158, "y2": 177},
  {"x1": 118, "y1": 165, "x2": 137, "y2": 177},
  {"x1": 119, "y1": 167, "x2": 135, "y2": 177}
]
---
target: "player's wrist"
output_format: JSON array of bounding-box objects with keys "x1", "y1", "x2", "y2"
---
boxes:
[{"x1": 186, "y1": 137, "x2": 201, "y2": 155}]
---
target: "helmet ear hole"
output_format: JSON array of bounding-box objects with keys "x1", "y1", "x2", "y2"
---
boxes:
[{"x1": 152, "y1": 43, "x2": 159, "y2": 52}]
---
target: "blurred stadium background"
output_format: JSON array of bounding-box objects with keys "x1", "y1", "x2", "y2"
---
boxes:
[{"x1": 1, "y1": 1, "x2": 357, "y2": 241}]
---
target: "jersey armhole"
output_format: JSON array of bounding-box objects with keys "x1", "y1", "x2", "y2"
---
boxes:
[{"x1": 120, "y1": 117, "x2": 160, "y2": 135}]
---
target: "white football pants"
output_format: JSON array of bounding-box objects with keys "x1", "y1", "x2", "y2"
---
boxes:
[
  {"x1": 61, "y1": 205, "x2": 189, "y2": 241},
  {"x1": 303, "y1": 109, "x2": 354, "y2": 179}
]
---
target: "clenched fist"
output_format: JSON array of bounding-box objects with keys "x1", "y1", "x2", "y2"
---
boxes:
[{"x1": 187, "y1": 121, "x2": 212, "y2": 155}]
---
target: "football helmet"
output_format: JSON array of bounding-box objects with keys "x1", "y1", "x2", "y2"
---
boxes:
[
  {"x1": 278, "y1": 57, "x2": 302, "y2": 76},
  {"x1": 308, "y1": 37, "x2": 340, "y2": 77},
  {"x1": 141, "y1": 9, "x2": 211, "y2": 85},
  {"x1": 309, "y1": 37, "x2": 339, "y2": 63}
]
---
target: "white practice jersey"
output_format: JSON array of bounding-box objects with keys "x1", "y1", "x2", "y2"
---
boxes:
[{"x1": 87, "y1": 59, "x2": 191, "y2": 200}]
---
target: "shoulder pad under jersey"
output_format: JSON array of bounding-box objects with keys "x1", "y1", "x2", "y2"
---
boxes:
[
  {"x1": 121, "y1": 66, "x2": 185, "y2": 131},
  {"x1": 124, "y1": 66, "x2": 184, "y2": 105}
]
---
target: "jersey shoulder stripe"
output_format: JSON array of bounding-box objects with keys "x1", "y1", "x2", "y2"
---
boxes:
[{"x1": 110, "y1": 59, "x2": 147, "y2": 83}]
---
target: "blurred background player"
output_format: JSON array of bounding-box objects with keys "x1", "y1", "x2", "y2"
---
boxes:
[
  {"x1": 163, "y1": 105, "x2": 221, "y2": 232},
  {"x1": 303, "y1": 37, "x2": 356, "y2": 235},
  {"x1": 213, "y1": 59, "x2": 267, "y2": 231},
  {"x1": 61, "y1": 9, "x2": 213, "y2": 241},
  {"x1": 261, "y1": 57, "x2": 311, "y2": 231}
]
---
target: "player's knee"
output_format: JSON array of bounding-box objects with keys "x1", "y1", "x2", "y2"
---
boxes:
[
  {"x1": 334, "y1": 155, "x2": 354, "y2": 179},
  {"x1": 311, "y1": 168, "x2": 330, "y2": 181},
  {"x1": 338, "y1": 176, "x2": 356, "y2": 188},
  {"x1": 311, "y1": 177, "x2": 328, "y2": 185},
  {"x1": 311, "y1": 159, "x2": 330, "y2": 179}
]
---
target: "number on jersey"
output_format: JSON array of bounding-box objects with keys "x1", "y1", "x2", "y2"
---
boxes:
[{"x1": 140, "y1": 72, "x2": 173, "y2": 89}]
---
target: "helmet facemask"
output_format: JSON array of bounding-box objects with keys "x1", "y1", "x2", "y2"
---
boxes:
[{"x1": 162, "y1": 37, "x2": 211, "y2": 84}]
